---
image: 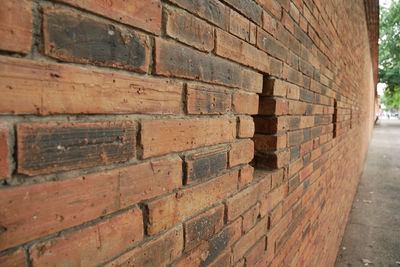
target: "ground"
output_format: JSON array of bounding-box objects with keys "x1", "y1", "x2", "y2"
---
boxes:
[{"x1": 335, "y1": 118, "x2": 400, "y2": 267}]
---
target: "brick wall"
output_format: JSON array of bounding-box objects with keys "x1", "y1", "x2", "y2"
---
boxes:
[{"x1": 0, "y1": 0, "x2": 377, "y2": 266}]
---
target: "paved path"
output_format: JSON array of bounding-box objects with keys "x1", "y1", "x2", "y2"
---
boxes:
[{"x1": 335, "y1": 118, "x2": 400, "y2": 267}]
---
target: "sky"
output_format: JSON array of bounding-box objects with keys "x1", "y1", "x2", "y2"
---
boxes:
[{"x1": 380, "y1": 0, "x2": 393, "y2": 8}]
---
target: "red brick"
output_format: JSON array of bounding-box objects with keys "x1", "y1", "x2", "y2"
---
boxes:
[
  {"x1": 288, "y1": 100, "x2": 308, "y2": 115},
  {"x1": 186, "y1": 84, "x2": 231, "y2": 115},
  {"x1": 166, "y1": 7, "x2": 214, "y2": 52},
  {"x1": 259, "y1": 98, "x2": 288, "y2": 115},
  {"x1": 0, "y1": 0, "x2": 32, "y2": 54},
  {"x1": 262, "y1": 79, "x2": 288, "y2": 97},
  {"x1": 215, "y1": 29, "x2": 270, "y2": 73},
  {"x1": 222, "y1": 0, "x2": 263, "y2": 25},
  {"x1": 168, "y1": 0, "x2": 229, "y2": 29},
  {"x1": 242, "y1": 203, "x2": 260, "y2": 233},
  {"x1": 260, "y1": 182, "x2": 287, "y2": 215},
  {"x1": 119, "y1": 156, "x2": 182, "y2": 208},
  {"x1": 184, "y1": 205, "x2": 224, "y2": 251},
  {"x1": 31, "y1": 208, "x2": 143, "y2": 266},
  {"x1": 287, "y1": 83, "x2": 301, "y2": 100},
  {"x1": 230, "y1": 9, "x2": 251, "y2": 41},
  {"x1": 239, "y1": 165, "x2": 254, "y2": 188},
  {"x1": 233, "y1": 91, "x2": 259, "y2": 115},
  {"x1": 233, "y1": 216, "x2": 268, "y2": 261},
  {"x1": 185, "y1": 148, "x2": 227, "y2": 185},
  {"x1": 250, "y1": 22, "x2": 257, "y2": 44},
  {"x1": 254, "y1": 116, "x2": 288, "y2": 134},
  {"x1": 141, "y1": 117, "x2": 236, "y2": 158},
  {"x1": 173, "y1": 243, "x2": 210, "y2": 267},
  {"x1": 268, "y1": 203, "x2": 283, "y2": 228},
  {"x1": 229, "y1": 139, "x2": 254, "y2": 167},
  {"x1": 0, "y1": 56, "x2": 182, "y2": 115},
  {"x1": 282, "y1": 11, "x2": 295, "y2": 33},
  {"x1": 255, "y1": 149, "x2": 290, "y2": 169},
  {"x1": 226, "y1": 183, "x2": 260, "y2": 221},
  {"x1": 105, "y1": 225, "x2": 183, "y2": 267},
  {"x1": 300, "y1": 163, "x2": 314, "y2": 182},
  {"x1": 257, "y1": 0, "x2": 282, "y2": 19},
  {"x1": 146, "y1": 171, "x2": 238, "y2": 234},
  {"x1": 254, "y1": 134, "x2": 287, "y2": 151},
  {"x1": 257, "y1": 28, "x2": 289, "y2": 62},
  {"x1": 0, "y1": 248, "x2": 26, "y2": 267},
  {"x1": 0, "y1": 122, "x2": 9, "y2": 180},
  {"x1": 238, "y1": 116, "x2": 255, "y2": 138},
  {"x1": 283, "y1": 64, "x2": 302, "y2": 85},
  {"x1": 208, "y1": 251, "x2": 231, "y2": 267},
  {"x1": 0, "y1": 157, "x2": 181, "y2": 250},
  {"x1": 17, "y1": 121, "x2": 135, "y2": 176},
  {"x1": 289, "y1": 2, "x2": 300, "y2": 22},
  {"x1": 201, "y1": 218, "x2": 242, "y2": 266},
  {"x1": 271, "y1": 169, "x2": 285, "y2": 189},
  {"x1": 43, "y1": 8, "x2": 150, "y2": 73},
  {"x1": 241, "y1": 68, "x2": 264, "y2": 93},
  {"x1": 262, "y1": 11, "x2": 278, "y2": 36},
  {"x1": 244, "y1": 237, "x2": 266, "y2": 266},
  {"x1": 55, "y1": 0, "x2": 161, "y2": 35}
]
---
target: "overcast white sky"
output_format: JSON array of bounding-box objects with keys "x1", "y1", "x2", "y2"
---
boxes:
[{"x1": 380, "y1": 0, "x2": 393, "y2": 8}]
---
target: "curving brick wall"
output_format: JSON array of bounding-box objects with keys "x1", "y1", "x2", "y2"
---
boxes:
[{"x1": 0, "y1": 0, "x2": 377, "y2": 266}]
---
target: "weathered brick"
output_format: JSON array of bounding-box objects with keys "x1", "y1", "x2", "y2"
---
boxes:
[
  {"x1": 262, "y1": 78, "x2": 288, "y2": 97},
  {"x1": 250, "y1": 22, "x2": 257, "y2": 44},
  {"x1": 256, "y1": 0, "x2": 282, "y2": 19},
  {"x1": 0, "y1": 248, "x2": 26, "y2": 267},
  {"x1": 283, "y1": 64, "x2": 302, "y2": 85},
  {"x1": 185, "y1": 148, "x2": 227, "y2": 184},
  {"x1": 0, "y1": 123, "x2": 9, "y2": 180},
  {"x1": 230, "y1": 9, "x2": 251, "y2": 41},
  {"x1": 254, "y1": 134, "x2": 287, "y2": 151},
  {"x1": 287, "y1": 83, "x2": 301, "y2": 100},
  {"x1": 105, "y1": 225, "x2": 183, "y2": 267},
  {"x1": 186, "y1": 84, "x2": 231, "y2": 115},
  {"x1": 226, "y1": 183, "x2": 260, "y2": 221},
  {"x1": 262, "y1": 11, "x2": 278, "y2": 36},
  {"x1": 241, "y1": 68, "x2": 264, "y2": 93},
  {"x1": 242, "y1": 203, "x2": 260, "y2": 233},
  {"x1": 43, "y1": 9, "x2": 150, "y2": 73},
  {"x1": 55, "y1": 0, "x2": 162, "y2": 35},
  {"x1": 288, "y1": 130, "x2": 304, "y2": 147},
  {"x1": 119, "y1": 156, "x2": 182, "y2": 208},
  {"x1": 201, "y1": 218, "x2": 242, "y2": 266},
  {"x1": 300, "y1": 88, "x2": 315, "y2": 103},
  {"x1": 239, "y1": 165, "x2": 255, "y2": 188},
  {"x1": 255, "y1": 149, "x2": 290, "y2": 169},
  {"x1": 229, "y1": 139, "x2": 254, "y2": 167},
  {"x1": 233, "y1": 91, "x2": 259, "y2": 115},
  {"x1": 257, "y1": 28, "x2": 288, "y2": 62},
  {"x1": 0, "y1": 156, "x2": 181, "y2": 250},
  {"x1": 282, "y1": 10, "x2": 295, "y2": 33},
  {"x1": 208, "y1": 251, "x2": 231, "y2": 267},
  {"x1": 31, "y1": 208, "x2": 143, "y2": 266},
  {"x1": 155, "y1": 38, "x2": 243, "y2": 88},
  {"x1": 259, "y1": 98, "x2": 288, "y2": 115},
  {"x1": 233, "y1": 216, "x2": 268, "y2": 261},
  {"x1": 254, "y1": 116, "x2": 288, "y2": 134},
  {"x1": 17, "y1": 121, "x2": 135, "y2": 176},
  {"x1": 288, "y1": 100, "x2": 308, "y2": 115},
  {"x1": 166, "y1": 7, "x2": 214, "y2": 52},
  {"x1": 184, "y1": 205, "x2": 224, "y2": 251},
  {"x1": 222, "y1": 0, "x2": 263, "y2": 25},
  {"x1": 0, "y1": 0, "x2": 32, "y2": 54},
  {"x1": 0, "y1": 56, "x2": 182, "y2": 115},
  {"x1": 141, "y1": 117, "x2": 236, "y2": 158},
  {"x1": 215, "y1": 29, "x2": 270, "y2": 73},
  {"x1": 168, "y1": 0, "x2": 229, "y2": 29},
  {"x1": 173, "y1": 243, "x2": 210, "y2": 267},
  {"x1": 146, "y1": 171, "x2": 238, "y2": 234},
  {"x1": 260, "y1": 182, "x2": 287, "y2": 215},
  {"x1": 238, "y1": 116, "x2": 255, "y2": 138},
  {"x1": 244, "y1": 237, "x2": 266, "y2": 266}
]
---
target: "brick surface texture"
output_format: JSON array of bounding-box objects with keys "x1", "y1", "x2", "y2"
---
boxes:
[{"x1": 0, "y1": 0, "x2": 378, "y2": 266}]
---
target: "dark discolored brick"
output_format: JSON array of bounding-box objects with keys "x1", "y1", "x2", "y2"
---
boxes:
[
  {"x1": 222, "y1": 0, "x2": 263, "y2": 25},
  {"x1": 44, "y1": 9, "x2": 149, "y2": 73},
  {"x1": 17, "y1": 121, "x2": 135, "y2": 176},
  {"x1": 185, "y1": 148, "x2": 227, "y2": 184}
]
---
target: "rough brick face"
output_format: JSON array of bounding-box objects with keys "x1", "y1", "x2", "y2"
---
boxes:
[
  {"x1": 0, "y1": 0, "x2": 378, "y2": 266},
  {"x1": 0, "y1": 0, "x2": 32, "y2": 54},
  {"x1": 30, "y1": 208, "x2": 143, "y2": 266},
  {"x1": 43, "y1": 8, "x2": 150, "y2": 73},
  {"x1": 55, "y1": 0, "x2": 162, "y2": 35},
  {"x1": 0, "y1": 123, "x2": 9, "y2": 180},
  {"x1": 17, "y1": 121, "x2": 135, "y2": 175},
  {"x1": 141, "y1": 118, "x2": 236, "y2": 158}
]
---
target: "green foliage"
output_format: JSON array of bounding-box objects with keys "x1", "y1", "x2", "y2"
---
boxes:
[
  {"x1": 379, "y1": 1, "x2": 400, "y2": 110},
  {"x1": 380, "y1": 86, "x2": 400, "y2": 111}
]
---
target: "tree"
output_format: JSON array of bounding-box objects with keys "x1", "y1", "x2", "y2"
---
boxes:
[{"x1": 379, "y1": 0, "x2": 400, "y2": 111}]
